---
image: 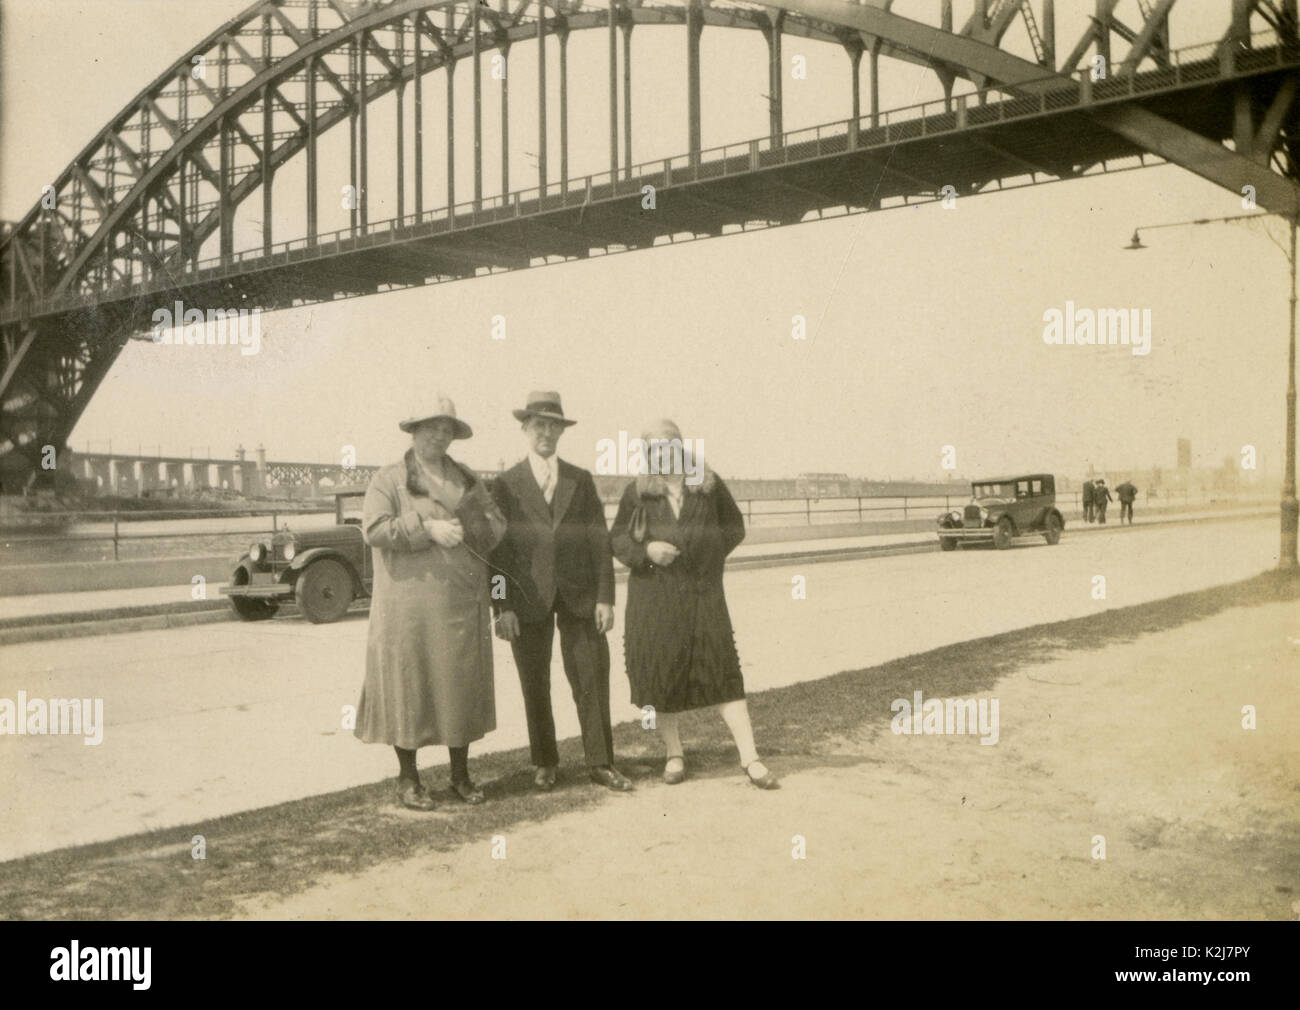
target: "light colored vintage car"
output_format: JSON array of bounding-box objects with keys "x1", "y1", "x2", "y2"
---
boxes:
[
  {"x1": 220, "y1": 485, "x2": 372, "y2": 623},
  {"x1": 937, "y1": 474, "x2": 1064, "y2": 551}
]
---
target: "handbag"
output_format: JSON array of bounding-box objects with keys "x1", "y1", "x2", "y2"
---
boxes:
[{"x1": 455, "y1": 483, "x2": 505, "y2": 556}]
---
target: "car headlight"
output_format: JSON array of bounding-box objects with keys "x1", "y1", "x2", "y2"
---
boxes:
[
  {"x1": 283, "y1": 542, "x2": 296, "y2": 562},
  {"x1": 249, "y1": 542, "x2": 264, "y2": 562},
  {"x1": 949, "y1": 510, "x2": 962, "y2": 522},
  {"x1": 979, "y1": 506, "x2": 990, "y2": 520}
]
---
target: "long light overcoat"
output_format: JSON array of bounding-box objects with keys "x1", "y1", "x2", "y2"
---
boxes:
[{"x1": 354, "y1": 449, "x2": 506, "y2": 749}]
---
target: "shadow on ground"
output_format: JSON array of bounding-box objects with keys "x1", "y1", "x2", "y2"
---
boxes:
[{"x1": 2, "y1": 569, "x2": 1296, "y2": 920}]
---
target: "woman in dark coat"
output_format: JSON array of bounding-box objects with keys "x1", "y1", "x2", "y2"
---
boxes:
[{"x1": 609, "y1": 420, "x2": 777, "y2": 789}]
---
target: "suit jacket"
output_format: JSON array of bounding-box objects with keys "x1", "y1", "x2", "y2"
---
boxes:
[{"x1": 489, "y1": 458, "x2": 615, "y2": 624}]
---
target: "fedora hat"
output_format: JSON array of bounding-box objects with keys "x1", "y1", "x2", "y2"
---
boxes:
[
  {"x1": 512, "y1": 390, "x2": 577, "y2": 427},
  {"x1": 399, "y1": 395, "x2": 473, "y2": 439}
]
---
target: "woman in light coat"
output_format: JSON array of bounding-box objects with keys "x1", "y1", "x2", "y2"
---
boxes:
[{"x1": 354, "y1": 397, "x2": 507, "y2": 809}]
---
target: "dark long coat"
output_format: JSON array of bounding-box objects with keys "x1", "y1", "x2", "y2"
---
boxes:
[{"x1": 609, "y1": 469, "x2": 746, "y2": 713}]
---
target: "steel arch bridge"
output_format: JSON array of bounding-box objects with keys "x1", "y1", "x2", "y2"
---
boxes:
[{"x1": 2, "y1": 0, "x2": 1299, "y2": 490}]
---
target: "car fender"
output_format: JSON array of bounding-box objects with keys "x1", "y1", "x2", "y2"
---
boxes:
[
  {"x1": 288, "y1": 548, "x2": 363, "y2": 592},
  {"x1": 1046, "y1": 507, "x2": 1064, "y2": 528},
  {"x1": 229, "y1": 556, "x2": 257, "y2": 583},
  {"x1": 232, "y1": 555, "x2": 293, "y2": 585},
  {"x1": 226, "y1": 556, "x2": 284, "y2": 592}
]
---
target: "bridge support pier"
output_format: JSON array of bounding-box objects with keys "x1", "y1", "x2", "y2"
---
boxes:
[{"x1": 110, "y1": 458, "x2": 137, "y2": 496}]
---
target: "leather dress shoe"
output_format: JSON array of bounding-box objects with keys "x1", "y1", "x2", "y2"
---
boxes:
[
  {"x1": 451, "y1": 779, "x2": 486, "y2": 805},
  {"x1": 663, "y1": 756, "x2": 686, "y2": 785},
  {"x1": 590, "y1": 765, "x2": 633, "y2": 791},
  {"x1": 533, "y1": 766, "x2": 557, "y2": 791},
  {"x1": 744, "y1": 761, "x2": 780, "y2": 790},
  {"x1": 397, "y1": 780, "x2": 438, "y2": 811}
]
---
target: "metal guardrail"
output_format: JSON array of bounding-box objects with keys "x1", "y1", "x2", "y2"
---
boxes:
[
  {"x1": 2, "y1": 488, "x2": 1268, "y2": 562},
  {"x1": 1, "y1": 507, "x2": 301, "y2": 561}
]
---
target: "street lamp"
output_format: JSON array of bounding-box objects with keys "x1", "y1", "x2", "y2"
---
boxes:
[{"x1": 1124, "y1": 210, "x2": 1298, "y2": 571}]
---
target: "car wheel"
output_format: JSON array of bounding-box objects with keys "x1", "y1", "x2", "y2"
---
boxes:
[
  {"x1": 993, "y1": 517, "x2": 1014, "y2": 550},
  {"x1": 1043, "y1": 513, "x2": 1062, "y2": 545},
  {"x1": 230, "y1": 595, "x2": 279, "y2": 621},
  {"x1": 295, "y1": 558, "x2": 355, "y2": 623},
  {"x1": 939, "y1": 535, "x2": 958, "y2": 551}
]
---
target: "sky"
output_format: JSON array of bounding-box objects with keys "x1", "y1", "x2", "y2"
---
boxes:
[{"x1": 0, "y1": 0, "x2": 1289, "y2": 481}]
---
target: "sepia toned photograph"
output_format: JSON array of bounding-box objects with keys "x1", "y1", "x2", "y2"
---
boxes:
[{"x1": 0, "y1": 0, "x2": 1296, "y2": 940}]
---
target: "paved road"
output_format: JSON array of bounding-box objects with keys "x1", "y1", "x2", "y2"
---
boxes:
[{"x1": 0, "y1": 515, "x2": 1282, "y2": 862}]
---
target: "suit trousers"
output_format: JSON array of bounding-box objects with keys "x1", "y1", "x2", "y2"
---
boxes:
[{"x1": 511, "y1": 602, "x2": 614, "y2": 768}]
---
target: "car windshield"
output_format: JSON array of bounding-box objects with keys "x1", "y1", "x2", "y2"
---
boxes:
[{"x1": 972, "y1": 482, "x2": 1016, "y2": 500}]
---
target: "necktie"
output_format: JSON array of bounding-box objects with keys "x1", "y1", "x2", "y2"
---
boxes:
[{"x1": 540, "y1": 462, "x2": 555, "y2": 505}]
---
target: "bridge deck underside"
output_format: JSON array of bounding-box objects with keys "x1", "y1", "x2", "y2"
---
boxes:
[{"x1": 26, "y1": 62, "x2": 1287, "y2": 352}]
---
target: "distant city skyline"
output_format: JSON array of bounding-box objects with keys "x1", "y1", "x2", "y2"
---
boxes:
[{"x1": 66, "y1": 437, "x2": 1278, "y2": 487}]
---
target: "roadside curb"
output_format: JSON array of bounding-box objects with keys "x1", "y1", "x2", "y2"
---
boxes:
[
  {"x1": 0, "y1": 598, "x2": 224, "y2": 632},
  {"x1": 0, "y1": 606, "x2": 231, "y2": 646},
  {"x1": 0, "y1": 507, "x2": 1275, "y2": 645}
]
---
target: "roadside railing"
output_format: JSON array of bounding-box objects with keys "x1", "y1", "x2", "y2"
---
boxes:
[
  {"x1": 626, "y1": 488, "x2": 1273, "y2": 530},
  {"x1": 0, "y1": 506, "x2": 327, "y2": 562},
  {"x1": 0, "y1": 489, "x2": 1276, "y2": 565}
]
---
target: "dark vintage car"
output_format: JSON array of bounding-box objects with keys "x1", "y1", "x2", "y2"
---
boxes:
[
  {"x1": 220, "y1": 485, "x2": 372, "y2": 623},
  {"x1": 937, "y1": 474, "x2": 1064, "y2": 551}
]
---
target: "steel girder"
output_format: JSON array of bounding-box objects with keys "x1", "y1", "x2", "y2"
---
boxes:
[
  {"x1": 0, "y1": 0, "x2": 1063, "y2": 478},
  {"x1": 1, "y1": 0, "x2": 1298, "y2": 483},
  {"x1": 772, "y1": 0, "x2": 1300, "y2": 215},
  {"x1": 0, "y1": 0, "x2": 861, "y2": 475}
]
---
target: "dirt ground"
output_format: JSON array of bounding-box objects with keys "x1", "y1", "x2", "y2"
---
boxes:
[{"x1": 236, "y1": 597, "x2": 1300, "y2": 920}]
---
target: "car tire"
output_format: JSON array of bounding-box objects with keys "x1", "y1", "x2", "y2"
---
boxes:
[
  {"x1": 939, "y1": 535, "x2": 958, "y2": 551},
  {"x1": 230, "y1": 595, "x2": 279, "y2": 621},
  {"x1": 993, "y1": 517, "x2": 1014, "y2": 550},
  {"x1": 295, "y1": 558, "x2": 355, "y2": 624},
  {"x1": 1043, "y1": 513, "x2": 1062, "y2": 545}
]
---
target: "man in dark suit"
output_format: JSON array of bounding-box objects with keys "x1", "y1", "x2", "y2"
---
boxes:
[
  {"x1": 1094, "y1": 478, "x2": 1114, "y2": 524},
  {"x1": 1116, "y1": 480, "x2": 1138, "y2": 525},
  {"x1": 1081, "y1": 480, "x2": 1096, "y2": 523},
  {"x1": 490, "y1": 391, "x2": 632, "y2": 792}
]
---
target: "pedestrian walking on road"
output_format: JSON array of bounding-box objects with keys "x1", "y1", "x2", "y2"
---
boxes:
[
  {"x1": 1116, "y1": 480, "x2": 1138, "y2": 525},
  {"x1": 489, "y1": 391, "x2": 631, "y2": 794},
  {"x1": 1082, "y1": 480, "x2": 1096, "y2": 523},
  {"x1": 1093, "y1": 478, "x2": 1114, "y2": 524},
  {"x1": 610, "y1": 420, "x2": 778, "y2": 791},
  {"x1": 354, "y1": 397, "x2": 507, "y2": 811}
]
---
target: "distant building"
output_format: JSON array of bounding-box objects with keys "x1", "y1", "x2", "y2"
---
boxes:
[{"x1": 796, "y1": 472, "x2": 849, "y2": 497}]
